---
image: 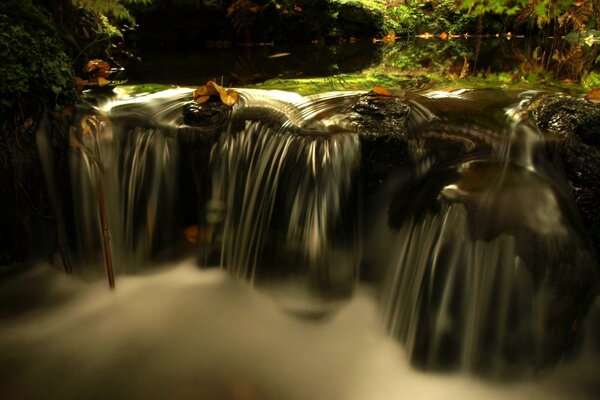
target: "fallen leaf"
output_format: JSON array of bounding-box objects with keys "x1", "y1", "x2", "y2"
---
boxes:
[
  {"x1": 195, "y1": 95, "x2": 211, "y2": 104},
  {"x1": 372, "y1": 85, "x2": 394, "y2": 96},
  {"x1": 22, "y1": 117, "x2": 33, "y2": 129},
  {"x1": 86, "y1": 59, "x2": 111, "y2": 77},
  {"x1": 219, "y1": 88, "x2": 239, "y2": 106},
  {"x1": 382, "y1": 29, "x2": 396, "y2": 45},
  {"x1": 193, "y1": 81, "x2": 239, "y2": 106},
  {"x1": 184, "y1": 225, "x2": 198, "y2": 246},
  {"x1": 97, "y1": 77, "x2": 110, "y2": 87},
  {"x1": 184, "y1": 225, "x2": 214, "y2": 246},
  {"x1": 193, "y1": 84, "x2": 218, "y2": 100},
  {"x1": 74, "y1": 77, "x2": 86, "y2": 92},
  {"x1": 585, "y1": 88, "x2": 600, "y2": 104}
]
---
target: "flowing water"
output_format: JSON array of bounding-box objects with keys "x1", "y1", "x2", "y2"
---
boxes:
[{"x1": 2, "y1": 86, "x2": 599, "y2": 398}]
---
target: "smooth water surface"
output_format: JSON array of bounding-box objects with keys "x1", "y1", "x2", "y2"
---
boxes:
[{"x1": 125, "y1": 38, "x2": 600, "y2": 90}]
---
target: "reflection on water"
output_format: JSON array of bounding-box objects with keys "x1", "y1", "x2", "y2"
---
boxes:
[
  {"x1": 127, "y1": 42, "x2": 381, "y2": 86},
  {"x1": 126, "y1": 38, "x2": 600, "y2": 90}
]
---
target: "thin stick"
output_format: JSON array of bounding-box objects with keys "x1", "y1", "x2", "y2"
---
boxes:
[
  {"x1": 97, "y1": 174, "x2": 115, "y2": 289},
  {"x1": 71, "y1": 132, "x2": 115, "y2": 289}
]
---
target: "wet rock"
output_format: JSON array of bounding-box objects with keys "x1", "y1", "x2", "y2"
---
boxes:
[
  {"x1": 531, "y1": 95, "x2": 600, "y2": 146},
  {"x1": 359, "y1": 92, "x2": 600, "y2": 377},
  {"x1": 182, "y1": 101, "x2": 232, "y2": 129},
  {"x1": 530, "y1": 95, "x2": 600, "y2": 260},
  {"x1": 350, "y1": 95, "x2": 411, "y2": 199}
]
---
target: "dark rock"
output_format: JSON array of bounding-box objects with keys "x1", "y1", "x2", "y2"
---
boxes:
[
  {"x1": 530, "y1": 95, "x2": 600, "y2": 261},
  {"x1": 531, "y1": 95, "x2": 600, "y2": 146},
  {"x1": 182, "y1": 101, "x2": 232, "y2": 129},
  {"x1": 351, "y1": 95, "x2": 412, "y2": 199},
  {"x1": 357, "y1": 92, "x2": 600, "y2": 377}
]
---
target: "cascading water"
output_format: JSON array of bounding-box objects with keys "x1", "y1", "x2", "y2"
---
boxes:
[
  {"x1": 37, "y1": 89, "x2": 187, "y2": 280},
  {"x1": 5, "y1": 86, "x2": 597, "y2": 399},
  {"x1": 205, "y1": 94, "x2": 362, "y2": 316},
  {"x1": 369, "y1": 90, "x2": 597, "y2": 376}
]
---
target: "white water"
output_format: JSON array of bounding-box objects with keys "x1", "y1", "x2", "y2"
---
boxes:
[{"x1": 0, "y1": 261, "x2": 598, "y2": 399}]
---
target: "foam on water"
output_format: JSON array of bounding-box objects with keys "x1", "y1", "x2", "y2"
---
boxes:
[{"x1": 0, "y1": 261, "x2": 598, "y2": 400}]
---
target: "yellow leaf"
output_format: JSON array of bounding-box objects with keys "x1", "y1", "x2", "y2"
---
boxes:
[
  {"x1": 220, "y1": 89, "x2": 239, "y2": 106},
  {"x1": 193, "y1": 84, "x2": 218, "y2": 100},
  {"x1": 195, "y1": 95, "x2": 211, "y2": 104},
  {"x1": 194, "y1": 81, "x2": 239, "y2": 106}
]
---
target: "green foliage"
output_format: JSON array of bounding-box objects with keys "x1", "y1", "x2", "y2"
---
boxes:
[
  {"x1": 373, "y1": 0, "x2": 476, "y2": 35},
  {"x1": 459, "y1": 0, "x2": 599, "y2": 32},
  {"x1": 0, "y1": 1, "x2": 75, "y2": 119},
  {"x1": 582, "y1": 71, "x2": 600, "y2": 89},
  {"x1": 72, "y1": 0, "x2": 153, "y2": 22},
  {"x1": 460, "y1": 0, "x2": 526, "y2": 16}
]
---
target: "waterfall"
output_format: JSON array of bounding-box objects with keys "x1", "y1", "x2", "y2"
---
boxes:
[
  {"x1": 38, "y1": 93, "x2": 182, "y2": 282},
  {"x1": 34, "y1": 87, "x2": 597, "y2": 380},
  {"x1": 374, "y1": 91, "x2": 597, "y2": 376},
  {"x1": 205, "y1": 109, "x2": 361, "y2": 317}
]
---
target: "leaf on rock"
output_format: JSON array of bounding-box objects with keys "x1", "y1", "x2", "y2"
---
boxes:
[
  {"x1": 193, "y1": 84, "x2": 218, "y2": 99},
  {"x1": 372, "y1": 85, "x2": 394, "y2": 96},
  {"x1": 86, "y1": 59, "x2": 111, "y2": 77},
  {"x1": 218, "y1": 87, "x2": 239, "y2": 106},
  {"x1": 97, "y1": 77, "x2": 110, "y2": 87},
  {"x1": 193, "y1": 81, "x2": 239, "y2": 106},
  {"x1": 585, "y1": 88, "x2": 600, "y2": 104},
  {"x1": 195, "y1": 95, "x2": 211, "y2": 104}
]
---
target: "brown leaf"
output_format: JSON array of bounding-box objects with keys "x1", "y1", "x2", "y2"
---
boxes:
[
  {"x1": 184, "y1": 225, "x2": 198, "y2": 246},
  {"x1": 86, "y1": 59, "x2": 110, "y2": 77},
  {"x1": 372, "y1": 85, "x2": 394, "y2": 97},
  {"x1": 193, "y1": 84, "x2": 218, "y2": 100},
  {"x1": 74, "y1": 77, "x2": 86, "y2": 92},
  {"x1": 195, "y1": 95, "x2": 211, "y2": 104},
  {"x1": 218, "y1": 86, "x2": 239, "y2": 106},
  {"x1": 193, "y1": 81, "x2": 239, "y2": 106},
  {"x1": 585, "y1": 88, "x2": 600, "y2": 104},
  {"x1": 97, "y1": 77, "x2": 110, "y2": 87},
  {"x1": 381, "y1": 29, "x2": 396, "y2": 45}
]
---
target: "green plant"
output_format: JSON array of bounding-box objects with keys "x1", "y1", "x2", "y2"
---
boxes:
[
  {"x1": 0, "y1": 2, "x2": 75, "y2": 119},
  {"x1": 72, "y1": 0, "x2": 153, "y2": 22},
  {"x1": 460, "y1": 0, "x2": 600, "y2": 32}
]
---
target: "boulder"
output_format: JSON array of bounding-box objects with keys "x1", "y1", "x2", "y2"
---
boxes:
[{"x1": 530, "y1": 95, "x2": 600, "y2": 260}]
